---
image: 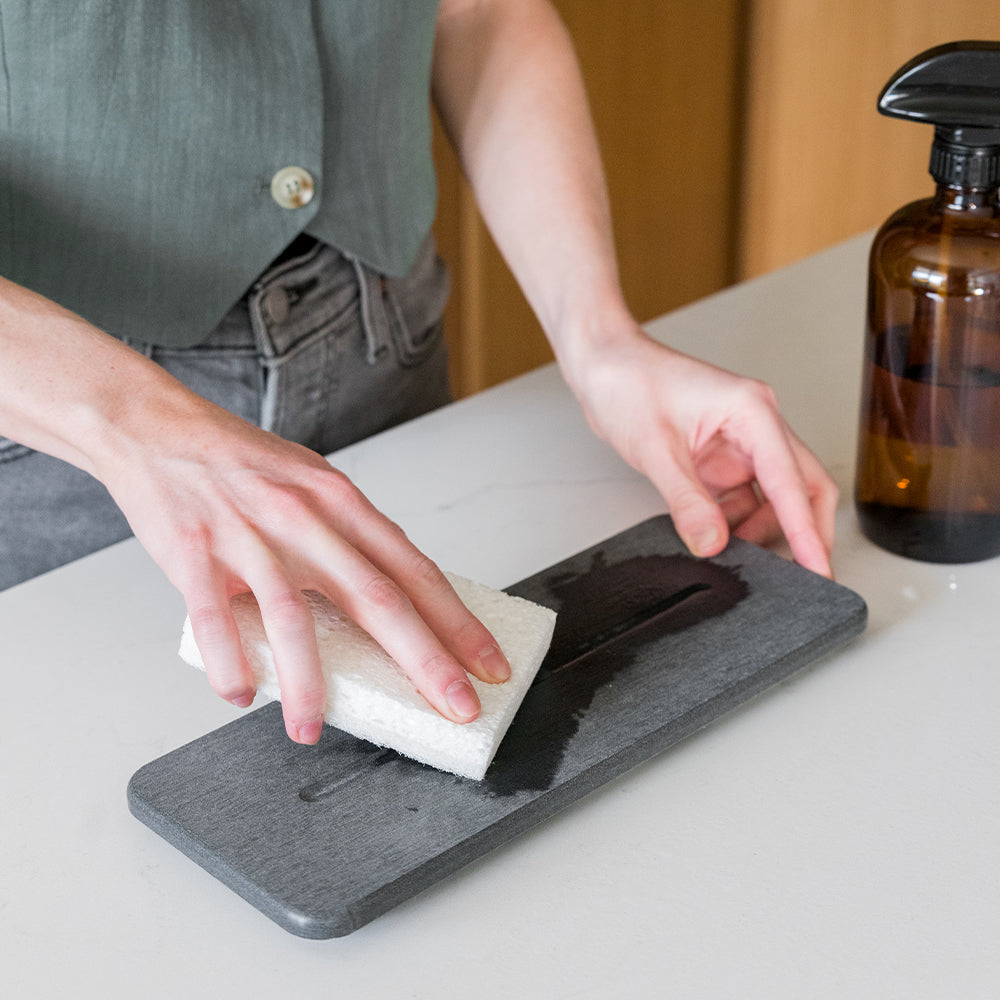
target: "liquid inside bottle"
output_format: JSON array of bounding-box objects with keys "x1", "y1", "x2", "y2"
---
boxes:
[{"x1": 855, "y1": 186, "x2": 1000, "y2": 562}]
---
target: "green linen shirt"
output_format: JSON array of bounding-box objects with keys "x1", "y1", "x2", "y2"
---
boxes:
[{"x1": 0, "y1": 0, "x2": 440, "y2": 346}]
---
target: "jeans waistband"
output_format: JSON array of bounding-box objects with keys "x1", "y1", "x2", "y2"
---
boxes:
[
  {"x1": 124, "y1": 232, "x2": 447, "y2": 370},
  {"x1": 246, "y1": 237, "x2": 389, "y2": 366}
]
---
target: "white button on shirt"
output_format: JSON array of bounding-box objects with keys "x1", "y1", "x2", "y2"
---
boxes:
[{"x1": 270, "y1": 166, "x2": 315, "y2": 209}]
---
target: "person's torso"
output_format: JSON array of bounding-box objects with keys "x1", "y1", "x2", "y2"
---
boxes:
[{"x1": 0, "y1": 0, "x2": 440, "y2": 346}]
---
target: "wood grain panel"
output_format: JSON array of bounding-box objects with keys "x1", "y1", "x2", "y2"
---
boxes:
[{"x1": 739, "y1": 1, "x2": 1000, "y2": 279}]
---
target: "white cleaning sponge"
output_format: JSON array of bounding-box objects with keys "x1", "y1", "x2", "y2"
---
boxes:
[{"x1": 178, "y1": 573, "x2": 556, "y2": 780}]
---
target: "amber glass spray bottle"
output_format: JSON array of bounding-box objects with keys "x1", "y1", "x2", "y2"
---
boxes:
[{"x1": 856, "y1": 41, "x2": 1000, "y2": 563}]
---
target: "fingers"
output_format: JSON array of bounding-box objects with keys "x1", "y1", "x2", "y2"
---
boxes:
[
  {"x1": 396, "y1": 565, "x2": 512, "y2": 687},
  {"x1": 716, "y1": 466, "x2": 837, "y2": 576},
  {"x1": 636, "y1": 403, "x2": 835, "y2": 578},
  {"x1": 717, "y1": 483, "x2": 768, "y2": 533},
  {"x1": 181, "y1": 536, "x2": 329, "y2": 744},
  {"x1": 245, "y1": 523, "x2": 498, "y2": 739},
  {"x1": 181, "y1": 554, "x2": 257, "y2": 710},
  {"x1": 577, "y1": 340, "x2": 835, "y2": 573},
  {"x1": 251, "y1": 578, "x2": 328, "y2": 745},
  {"x1": 639, "y1": 443, "x2": 730, "y2": 558},
  {"x1": 173, "y1": 465, "x2": 511, "y2": 744},
  {"x1": 102, "y1": 391, "x2": 505, "y2": 743},
  {"x1": 747, "y1": 427, "x2": 836, "y2": 578},
  {"x1": 287, "y1": 501, "x2": 511, "y2": 724},
  {"x1": 800, "y1": 448, "x2": 839, "y2": 556},
  {"x1": 186, "y1": 597, "x2": 257, "y2": 708},
  {"x1": 330, "y1": 504, "x2": 511, "y2": 685},
  {"x1": 335, "y1": 566, "x2": 485, "y2": 724}
]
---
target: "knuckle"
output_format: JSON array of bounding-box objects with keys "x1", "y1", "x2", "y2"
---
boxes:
[
  {"x1": 208, "y1": 675, "x2": 255, "y2": 704},
  {"x1": 818, "y1": 463, "x2": 838, "y2": 493},
  {"x1": 261, "y1": 588, "x2": 312, "y2": 632},
  {"x1": 451, "y1": 614, "x2": 492, "y2": 653},
  {"x1": 175, "y1": 523, "x2": 213, "y2": 554},
  {"x1": 415, "y1": 649, "x2": 465, "y2": 689},
  {"x1": 187, "y1": 603, "x2": 234, "y2": 646},
  {"x1": 314, "y1": 465, "x2": 363, "y2": 507},
  {"x1": 316, "y1": 463, "x2": 353, "y2": 491},
  {"x1": 283, "y1": 681, "x2": 328, "y2": 715},
  {"x1": 360, "y1": 574, "x2": 409, "y2": 615},
  {"x1": 384, "y1": 517, "x2": 411, "y2": 544},
  {"x1": 262, "y1": 484, "x2": 317, "y2": 527},
  {"x1": 668, "y1": 479, "x2": 710, "y2": 515},
  {"x1": 740, "y1": 377, "x2": 778, "y2": 411},
  {"x1": 170, "y1": 527, "x2": 219, "y2": 578},
  {"x1": 409, "y1": 552, "x2": 448, "y2": 590}
]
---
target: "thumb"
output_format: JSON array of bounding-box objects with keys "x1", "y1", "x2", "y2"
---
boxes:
[{"x1": 646, "y1": 455, "x2": 730, "y2": 559}]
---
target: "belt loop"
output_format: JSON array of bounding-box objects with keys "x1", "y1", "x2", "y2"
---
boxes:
[
  {"x1": 349, "y1": 256, "x2": 392, "y2": 366},
  {"x1": 246, "y1": 282, "x2": 278, "y2": 361}
]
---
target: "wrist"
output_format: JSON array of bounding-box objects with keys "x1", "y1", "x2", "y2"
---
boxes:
[
  {"x1": 547, "y1": 291, "x2": 653, "y2": 399},
  {"x1": 0, "y1": 281, "x2": 162, "y2": 477}
]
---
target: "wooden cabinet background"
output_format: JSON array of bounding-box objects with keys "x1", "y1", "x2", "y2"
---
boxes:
[{"x1": 434, "y1": 0, "x2": 1000, "y2": 398}]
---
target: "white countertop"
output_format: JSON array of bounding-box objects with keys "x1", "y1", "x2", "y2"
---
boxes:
[{"x1": 4, "y1": 233, "x2": 997, "y2": 998}]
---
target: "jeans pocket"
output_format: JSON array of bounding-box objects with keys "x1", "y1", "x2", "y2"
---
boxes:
[
  {"x1": 381, "y1": 284, "x2": 446, "y2": 369},
  {"x1": 379, "y1": 235, "x2": 450, "y2": 369}
]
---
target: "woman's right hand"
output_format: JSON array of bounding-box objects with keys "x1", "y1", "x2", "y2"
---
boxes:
[{"x1": 0, "y1": 278, "x2": 510, "y2": 743}]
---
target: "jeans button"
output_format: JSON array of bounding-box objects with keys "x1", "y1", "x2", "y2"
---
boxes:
[{"x1": 261, "y1": 286, "x2": 290, "y2": 324}]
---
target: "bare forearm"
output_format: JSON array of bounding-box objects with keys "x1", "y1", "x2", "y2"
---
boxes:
[
  {"x1": 0, "y1": 275, "x2": 192, "y2": 477},
  {"x1": 432, "y1": 1, "x2": 836, "y2": 577},
  {"x1": 432, "y1": 0, "x2": 634, "y2": 378}
]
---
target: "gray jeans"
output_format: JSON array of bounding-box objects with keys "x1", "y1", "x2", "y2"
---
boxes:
[{"x1": 0, "y1": 235, "x2": 451, "y2": 590}]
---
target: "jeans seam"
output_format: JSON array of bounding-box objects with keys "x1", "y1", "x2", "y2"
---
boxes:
[{"x1": 348, "y1": 256, "x2": 391, "y2": 366}]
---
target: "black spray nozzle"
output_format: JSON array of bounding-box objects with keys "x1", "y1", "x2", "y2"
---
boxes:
[{"x1": 879, "y1": 41, "x2": 1000, "y2": 188}]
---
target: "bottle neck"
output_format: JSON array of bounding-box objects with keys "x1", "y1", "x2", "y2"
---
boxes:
[{"x1": 933, "y1": 184, "x2": 1000, "y2": 215}]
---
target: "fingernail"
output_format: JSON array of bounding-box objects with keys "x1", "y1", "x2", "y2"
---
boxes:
[
  {"x1": 296, "y1": 720, "x2": 324, "y2": 745},
  {"x1": 479, "y1": 644, "x2": 511, "y2": 682},
  {"x1": 230, "y1": 693, "x2": 255, "y2": 709},
  {"x1": 446, "y1": 679, "x2": 480, "y2": 722},
  {"x1": 687, "y1": 524, "x2": 724, "y2": 557}
]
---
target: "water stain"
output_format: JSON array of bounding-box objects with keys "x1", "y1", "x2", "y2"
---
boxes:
[
  {"x1": 293, "y1": 551, "x2": 749, "y2": 804},
  {"x1": 484, "y1": 551, "x2": 748, "y2": 797}
]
